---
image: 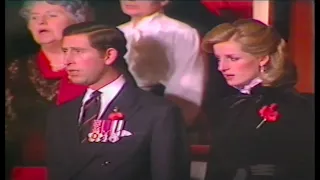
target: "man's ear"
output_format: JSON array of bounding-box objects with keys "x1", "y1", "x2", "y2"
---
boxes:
[
  {"x1": 259, "y1": 55, "x2": 270, "y2": 67},
  {"x1": 104, "y1": 48, "x2": 118, "y2": 66}
]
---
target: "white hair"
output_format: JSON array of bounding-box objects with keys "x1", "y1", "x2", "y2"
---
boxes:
[{"x1": 19, "y1": 0, "x2": 93, "y2": 23}]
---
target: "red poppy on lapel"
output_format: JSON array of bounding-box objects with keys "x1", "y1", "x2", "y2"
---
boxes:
[
  {"x1": 108, "y1": 107, "x2": 125, "y2": 120},
  {"x1": 256, "y1": 103, "x2": 280, "y2": 129},
  {"x1": 108, "y1": 107, "x2": 125, "y2": 140}
]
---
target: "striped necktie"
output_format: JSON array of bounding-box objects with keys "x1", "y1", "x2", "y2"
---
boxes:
[{"x1": 79, "y1": 90, "x2": 101, "y2": 142}]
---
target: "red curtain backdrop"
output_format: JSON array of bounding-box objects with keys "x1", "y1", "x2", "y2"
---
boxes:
[
  {"x1": 201, "y1": 1, "x2": 253, "y2": 18},
  {"x1": 290, "y1": 1, "x2": 314, "y2": 93}
]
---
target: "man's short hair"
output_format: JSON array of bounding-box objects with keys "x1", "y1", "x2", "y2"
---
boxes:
[{"x1": 63, "y1": 21, "x2": 127, "y2": 58}]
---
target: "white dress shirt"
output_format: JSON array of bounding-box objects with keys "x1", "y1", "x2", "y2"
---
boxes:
[
  {"x1": 79, "y1": 75, "x2": 126, "y2": 120},
  {"x1": 238, "y1": 78, "x2": 263, "y2": 94},
  {"x1": 118, "y1": 12, "x2": 206, "y2": 116}
]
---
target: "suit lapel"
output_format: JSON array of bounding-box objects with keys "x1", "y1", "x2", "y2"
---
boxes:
[
  {"x1": 56, "y1": 96, "x2": 83, "y2": 178},
  {"x1": 100, "y1": 83, "x2": 140, "y2": 119},
  {"x1": 67, "y1": 83, "x2": 141, "y2": 179},
  {"x1": 58, "y1": 95, "x2": 83, "y2": 148}
]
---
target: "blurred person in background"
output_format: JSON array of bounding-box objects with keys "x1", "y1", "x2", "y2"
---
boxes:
[
  {"x1": 5, "y1": 0, "x2": 93, "y2": 179},
  {"x1": 118, "y1": 0, "x2": 207, "y2": 127}
]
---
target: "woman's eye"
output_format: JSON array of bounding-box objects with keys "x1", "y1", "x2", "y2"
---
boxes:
[
  {"x1": 30, "y1": 16, "x2": 38, "y2": 20},
  {"x1": 48, "y1": 14, "x2": 58, "y2": 18},
  {"x1": 229, "y1": 57, "x2": 240, "y2": 61}
]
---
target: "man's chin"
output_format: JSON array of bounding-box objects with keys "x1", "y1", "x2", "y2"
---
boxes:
[{"x1": 68, "y1": 77, "x2": 86, "y2": 85}]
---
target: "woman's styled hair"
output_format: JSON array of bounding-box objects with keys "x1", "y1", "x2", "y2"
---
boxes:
[
  {"x1": 19, "y1": 0, "x2": 93, "y2": 23},
  {"x1": 202, "y1": 18, "x2": 297, "y2": 87}
]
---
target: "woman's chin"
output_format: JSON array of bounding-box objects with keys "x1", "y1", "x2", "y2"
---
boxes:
[{"x1": 36, "y1": 38, "x2": 58, "y2": 46}]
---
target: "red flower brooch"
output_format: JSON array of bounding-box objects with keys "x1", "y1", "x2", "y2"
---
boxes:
[{"x1": 256, "y1": 103, "x2": 280, "y2": 129}]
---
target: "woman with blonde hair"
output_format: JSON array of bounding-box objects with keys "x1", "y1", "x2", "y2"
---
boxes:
[{"x1": 202, "y1": 19, "x2": 314, "y2": 180}]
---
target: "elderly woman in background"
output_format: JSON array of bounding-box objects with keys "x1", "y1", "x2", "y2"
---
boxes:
[
  {"x1": 5, "y1": 0, "x2": 92, "y2": 178},
  {"x1": 202, "y1": 19, "x2": 314, "y2": 180}
]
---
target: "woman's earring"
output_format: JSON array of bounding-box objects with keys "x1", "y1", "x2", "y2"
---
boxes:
[{"x1": 260, "y1": 66, "x2": 265, "y2": 73}]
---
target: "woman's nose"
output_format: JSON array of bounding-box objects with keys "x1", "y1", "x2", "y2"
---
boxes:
[
  {"x1": 218, "y1": 60, "x2": 228, "y2": 72},
  {"x1": 37, "y1": 16, "x2": 47, "y2": 25}
]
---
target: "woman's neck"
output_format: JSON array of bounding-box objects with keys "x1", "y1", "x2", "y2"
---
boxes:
[
  {"x1": 131, "y1": 10, "x2": 163, "y2": 27},
  {"x1": 236, "y1": 78, "x2": 262, "y2": 94},
  {"x1": 41, "y1": 41, "x2": 62, "y2": 54},
  {"x1": 41, "y1": 43, "x2": 65, "y2": 72}
]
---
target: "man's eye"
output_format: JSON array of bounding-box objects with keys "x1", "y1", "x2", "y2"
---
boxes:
[{"x1": 214, "y1": 56, "x2": 221, "y2": 61}]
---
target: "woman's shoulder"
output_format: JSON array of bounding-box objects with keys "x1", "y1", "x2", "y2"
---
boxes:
[
  {"x1": 270, "y1": 89, "x2": 314, "y2": 130},
  {"x1": 243, "y1": 84, "x2": 311, "y2": 107},
  {"x1": 256, "y1": 87, "x2": 313, "y2": 117},
  {"x1": 271, "y1": 88, "x2": 313, "y2": 109},
  {"x1": 222, "y1": 86, "x2": 313, "y2": 120},
  {"x1": 6, "y1": 54, "x2": 37, "y2": 80}
]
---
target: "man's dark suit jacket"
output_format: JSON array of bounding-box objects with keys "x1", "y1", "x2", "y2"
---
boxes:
[{"x1": 46, "y1": 82, "x2": 190, "y2": 180}]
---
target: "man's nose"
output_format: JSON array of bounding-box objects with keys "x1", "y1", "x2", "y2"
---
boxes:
[{"x1": 64, "y1": 52, "x2": 73, "y2": 65}]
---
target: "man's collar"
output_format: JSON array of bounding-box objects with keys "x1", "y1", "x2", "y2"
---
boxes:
[{"x1": 84, "y1": 75, "x2": 126, "y2": 104}]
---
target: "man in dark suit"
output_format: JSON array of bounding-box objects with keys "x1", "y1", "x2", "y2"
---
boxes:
[{"x1": 46, "y1": 22, "x2": 190, "y2": 180}]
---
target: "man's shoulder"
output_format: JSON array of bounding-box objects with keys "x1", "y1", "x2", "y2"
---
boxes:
[
  {"x1": 132, "y1": 87, "x2": 177, "y2": 110},
  {"x1": 135, "y1": 93, "x2": 181, "y2": 123},
  {"x1": 53, "y1": 96, "x2": 83, "y2": 111}
]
